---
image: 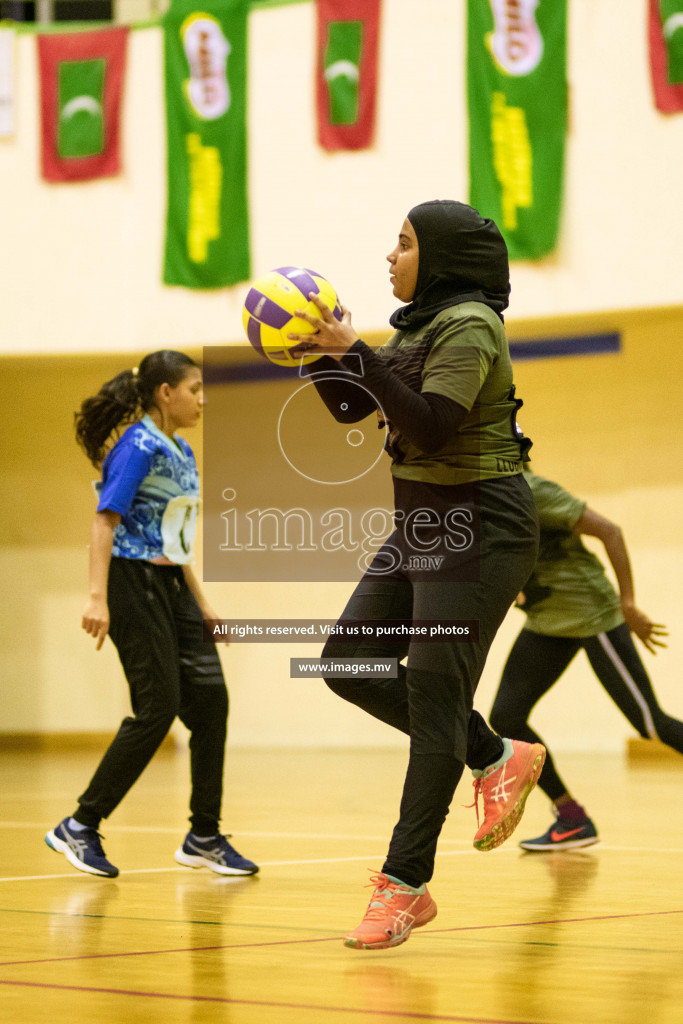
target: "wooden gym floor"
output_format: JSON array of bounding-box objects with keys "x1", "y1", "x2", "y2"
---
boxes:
[{"x1": 0, "y1": 744, "x2": 682, "y2": 1024}]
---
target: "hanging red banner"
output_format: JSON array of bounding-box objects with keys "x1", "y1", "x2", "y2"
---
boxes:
[
  {"x1": 38, "y1": 27, "x2": 128, "y2": 183},
  {"x1": 648, "y1": 0, "x2": 683, "y2": 113},
  {"x1": 315, "y1": 0, "x2": 381, "y2": 151}
]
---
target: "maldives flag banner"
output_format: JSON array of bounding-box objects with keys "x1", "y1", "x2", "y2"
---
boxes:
[
  {"x1": 316, "y1": 0, "x2": 381, "y2": 151},
  {"x1": 37, "y1": 27, "x2": 128, "y2": 183},
  {"x1": 467, "y1": 0, "x2": 567, "y2": 261},
  {"x1": 163, "y1": 0, "x2": 250, "y2": 289},
  {"x1": 660, "y1": 0, "x2": 683, "y2": 81},
  {"x1": 649, "y1": 0, "x2": 683, "y2": 113}
]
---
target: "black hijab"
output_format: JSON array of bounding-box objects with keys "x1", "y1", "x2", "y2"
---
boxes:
[{"x1": 389, "y1": 200, "x2": 510, "y2": 330}]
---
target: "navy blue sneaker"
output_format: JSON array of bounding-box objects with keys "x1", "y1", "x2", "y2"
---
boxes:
[
  {"x1": 175, "y1": 833, "x2": 259, "y2": 876},
  {"x1": 519, "y1": 814, "x2": 599, "y2": 852},
  {"x1": 45, "y1": 818, "x2": 119, "y2": 877}
]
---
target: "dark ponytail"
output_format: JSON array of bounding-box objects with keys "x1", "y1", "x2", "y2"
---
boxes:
[{"x1": 75, "y1": 349, "x2": 198, "y2": 467}]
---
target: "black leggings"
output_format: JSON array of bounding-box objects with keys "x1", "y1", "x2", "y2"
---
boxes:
[
  {"x1": 490, "y1": 623, "x2": 683, "y2": 803},
  {"x1": 322, "y1": 475, "x2": 538, "y2": 886},
  {"x1": 76, "y1": 559, "x2": 228, "y2": 835}
]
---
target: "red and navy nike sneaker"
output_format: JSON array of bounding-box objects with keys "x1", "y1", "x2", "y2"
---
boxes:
[{"x1": 519, "y1": 810, "x2": 599, "y2": 851}]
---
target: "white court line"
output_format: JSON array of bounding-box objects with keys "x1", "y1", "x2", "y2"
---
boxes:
[
  {"x1": 2, "y1": 842, "x2": 683, "y2": 885},
  {"x1": 5, "y1": 822, "x2": 683, "y2": 855},
  {"x1": 0, "y1": 848, "x2": 506, "y2": 884},
  {"x1": 0, "y1": 822, "x2": 470, "y2": 844}
]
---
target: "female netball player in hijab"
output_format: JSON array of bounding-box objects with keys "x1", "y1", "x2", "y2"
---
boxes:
[
  {"x1": 288, "y1": 200, "x2": 545, "y2": 950},
  {"x1": 44, "y1": 350, "x2": 257, "y2": 879}
]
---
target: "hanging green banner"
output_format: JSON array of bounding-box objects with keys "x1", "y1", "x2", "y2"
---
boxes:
[
  {"x1": 467, "y1": 0, "x2": 567, "y2": 261},
  {"x1": 163, "y1": 0, "x2": 250, "y2": 288}
]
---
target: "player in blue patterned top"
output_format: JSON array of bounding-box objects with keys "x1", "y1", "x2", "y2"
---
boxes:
[
  {"x1": 45, "y1": 350, "x2": 258, "y2": 880},
  {"x1": 98, "y1": 412, "x2": 200, "y2": 564}
]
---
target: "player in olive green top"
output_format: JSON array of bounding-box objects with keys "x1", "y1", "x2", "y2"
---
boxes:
[
  {"x1": 490, "y1": 470, "x2": 677, "y2": 851},
  {"x1": 289, "y1": 200, "x2": 545, "y2": 950},
  {"x1": 376, "y1": 301, "x2": 527, "y2": 485}
]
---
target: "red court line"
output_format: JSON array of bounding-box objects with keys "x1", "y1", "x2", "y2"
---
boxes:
[
  {"x1": 0, "y1": 934, "x2": 340, "y2": 966},
  {"x1": 0, "y1": 979, "x2": 545, "y2": 1024},
  {"x1": 435, "y1": 907, "x2": 683, "y2": 934},
  {"x1": 0, "y1": 906, "x2": 681, "y2": 967}
]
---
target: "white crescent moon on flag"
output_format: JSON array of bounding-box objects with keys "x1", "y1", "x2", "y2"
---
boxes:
[
  {"x1": 664, "y1": 14, "x2": 683, "y2": 38},
  {"x1": 60, "y1": 95, "x2": 102, "y2": 120},
  {"x1": 323, "y1": 60, "x2": 360, "y2": 83}
]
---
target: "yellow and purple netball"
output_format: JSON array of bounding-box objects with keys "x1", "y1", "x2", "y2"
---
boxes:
[{"x1": 242, "y1": 266, "x2": 342, "y2": 367}]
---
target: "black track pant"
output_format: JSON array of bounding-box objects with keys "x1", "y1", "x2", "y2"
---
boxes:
[
  {"x1": 76, "y1": 559, "x2": 228, "y2": 835},
  {"x1": 490, "y1": 623, "x2": 683, "y2": 803},
  {"x1": 322, "y1": 475, "x2": 539, "y2": 887}
]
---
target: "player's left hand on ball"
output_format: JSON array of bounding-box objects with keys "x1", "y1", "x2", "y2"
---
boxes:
[{"x1": 288, "y1": 293, "x2": 359, "y2": 361}]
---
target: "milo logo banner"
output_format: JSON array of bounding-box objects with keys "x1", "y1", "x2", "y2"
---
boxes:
[
  {"x1": 163, "y1": 0, "x2": 250, "y2": 288},
  {"x1": 467, "y1": 0, "x2": 567, "y2": 260}
]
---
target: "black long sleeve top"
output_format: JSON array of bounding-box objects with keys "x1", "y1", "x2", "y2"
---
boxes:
[{"x1": 307, "y1": 340, "x2": 468, "y2": 456}]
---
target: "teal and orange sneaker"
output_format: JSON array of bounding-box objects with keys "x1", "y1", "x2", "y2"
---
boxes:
[
  {"x1": 470, "y1": 739, "x2": 546, "y2": 851},
  {"x1": 519, "y1": 810, "x2": 599, "y2": 852},
  {"x1": 344, "y1": 872, "x2": 437, "y2": 950}
]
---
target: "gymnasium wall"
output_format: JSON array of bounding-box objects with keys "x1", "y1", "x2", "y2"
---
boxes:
[
  {"x1": 1, "y1": 0, "x2": 682, "y2": 357},
  {"x1": 1, "y1": 0, "x2": 682, "y2": 750},
  {"x1": 2, "y1": 304, "x2": 682, "y2": 751}
]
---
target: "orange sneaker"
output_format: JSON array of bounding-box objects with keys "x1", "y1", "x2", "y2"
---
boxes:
[
  {"x1": 469, "y1": 739, "x2": 546, "y2": 852},
  {"x1": 344, "y1": 872, "x2": 437, "y2": 950}
]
